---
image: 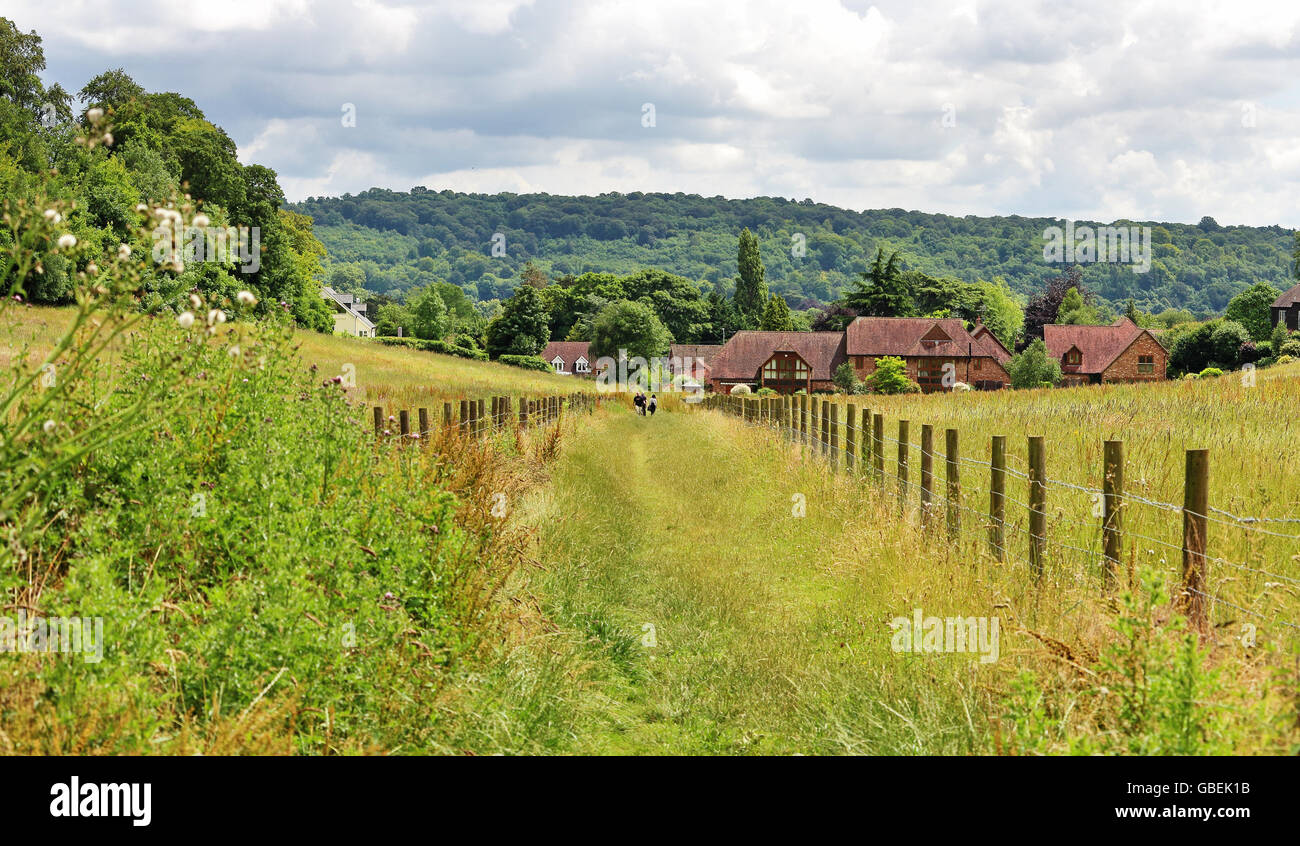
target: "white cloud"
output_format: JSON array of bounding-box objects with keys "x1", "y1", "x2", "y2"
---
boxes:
[{"x1": 12, "y1": 0, "x2": 1300, "y2": 225}]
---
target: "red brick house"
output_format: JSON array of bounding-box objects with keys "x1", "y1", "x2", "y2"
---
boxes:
[
  {"x1": 1271, "y1": 283, "x2": 1300, "y2": 331},
  {"x1": 707, "y1": 331, "x2": 848, "y2": 394},
  {"x1": 1043, "y1": 318, "x2": 1167, "y2": 386},
  {"x1": 845, "y1": 317, "x2": 1012, "y2": 392},
  {"x1": 669, "y1": 344, "x2": 723, "y2": 386},
  {"x1": 541, "y1": 341, "x2": 596, "y2": 376}
]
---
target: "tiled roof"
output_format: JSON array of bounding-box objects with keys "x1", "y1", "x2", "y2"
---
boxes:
[
  {"x1": 846, "y1": 317, "x2": 989, "y2": 359},
  {"x1": 971, "y1": 324, "x2": 1013, "y2": 364},
  {"x1": 1043, "y1": 318, "x2": 1152, "y2": 374},
  {"x1": 669, "y1": 344, "x2": 723, "y2": 368},
  {"x1": 541, "y1": 341, "x2": 592, "y2": 366},
  {"x1": 1273, "y1": 283, "x2": 1300, "y2": 308},
  {"x1": 710, "y1": 331, "x2": 848, "y2": 381}
]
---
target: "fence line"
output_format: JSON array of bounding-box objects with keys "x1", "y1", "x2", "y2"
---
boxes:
[{"x1": 703, "y1": 392, "x2": 1300, "y2": 636}]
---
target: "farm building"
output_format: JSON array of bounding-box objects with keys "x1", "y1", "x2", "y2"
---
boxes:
[
  {"x1": 1043, "y1": 318, "x2": 1167, "y2": 386},
  {"x1": 541, "y1": 341, "x2": 597, "y2": 376},
  {"x1": 1271, "y1": 283, "x2": 1300, "y2": 331},
  {"x1": 707, "y1": 331, "x2": 848, "y2": 394},
  {"x1": 845, "y1": 317, "x2": 1012, "y2": 392},
  {"x1": 321, "y1": 286, "x2": 376, "y2": 337}
]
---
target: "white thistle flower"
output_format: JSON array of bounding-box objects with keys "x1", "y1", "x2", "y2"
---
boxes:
[
  {"x1": 236, "y1": 290, "x2": 257, "y2": 306},
  {"x1": 43, "y1": 209, "x2": 60, "y2": 223},
  {"x1": 193, "y1": 213, "x2": 210, "y2": 228},
  {"x1": 135, "y1": 203, "x2": 148, "y2": 213},
  {"x1": 85, "y1": 263, "x2": 98, "y2": 275},
  {"x1": 57, "y1": 234, "x2": 76, "y2": 249},
  {"x1": 189, "y1": 293, "x2": 202, "y2": 309},
  {"x1": 228, "y1": 345, "x2": 241, "y2": 357},
  {"x1": 177, "y1": 311, "x2": 195, "y2": 329},
  {"x1": 118, "y1": 244, "x2": 131, "y2": 260},
  {"x1": 86, "y1": 108, "x2": 104, "y2": 123},
  {"x1": 43, "y1": 420, "x2": 56, "y2": 434},
  {"x1": 102, "y1": 132, "x2": 113, "y2": 146},
  {"x1": 207, "y1": 309, "x2": 226, "y2": 326}
]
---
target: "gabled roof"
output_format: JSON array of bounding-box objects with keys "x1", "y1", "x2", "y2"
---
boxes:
[
  {"x1": 1273, "y1": 283, "x2": 1300, "y2": 309},
  {"x1": 1043, "y1": 318, "x2": 1157, "y2": 374},
  {"x1": 710, "y1": 331, "x2": 847, "y2": 381},
  {"x1": 971, "y1": 323, "x2": 1013, "y2": 364},
  {"x1": 669, "y1": 344, "x2": 723, "y2": 368},
  {"x1": 541, "y1": 341, "x2": 592, "y2": 366},
  {"x1": 320, "y1": 286, "x2": 375, "y2": 329},
  {"x1": 846, "y1": 317, "x2": 990, "y2": 359}
]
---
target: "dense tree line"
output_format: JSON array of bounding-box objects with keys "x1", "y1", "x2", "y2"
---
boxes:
[
  {"x1": 0, "y1": 18, "x2": 331, "y2": 328},
  {"x1": 291, "y1": 185, "x2": 1294, "y2": 318}
]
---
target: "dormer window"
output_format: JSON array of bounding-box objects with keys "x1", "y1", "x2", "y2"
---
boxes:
[
  {"x1": 551, "y1": 356, "x2": 565, "y2": 372},
  {"x1": 575, "y1": 357, "x2": 590, "y2": 373}
]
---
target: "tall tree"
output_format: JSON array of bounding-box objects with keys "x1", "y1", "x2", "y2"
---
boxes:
[
  {"x1": 588, "y1": 300, "x2": 672, "y2": 362},
  {"x1": 1224, "y1": 281, "x2": 1282, "y2": 342},
  {"x1": 485, "y1": 284, "x2": 549, "y2": 358},
  {"x1": 845, "y1": 248, "x2": 911, "y2": 317},
  {"x1": 1023, "y1": 266, "x2": 1087, "y2": 344},
  {"x1": 759, "y1": 293, "x2": 794, "y2": 330},
  {"x1": 733, "y1": 227, "x2": 767, "y2": 327}
]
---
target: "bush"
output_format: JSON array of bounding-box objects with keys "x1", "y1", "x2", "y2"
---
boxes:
[
  {"x1": 376, "y1": 336, "x2": 487, "y2": 360},
  {"x1": 1008, "y1": 339, "x2": 1061, "y2": 389},
  {"x1": 498, "y1": 354, "x2": 552, "y2": 372},
  {"x1": 1199, "y1": 367, "x2": 1224, "y2": 379},
  {"x1": 754, "y1": 387, "x2": 777, "y2": 397},
  {"x1": 868, "y1": 356, "x2": 921, "y2": 394},
  {"x1": 1277, "y1": 354, "x2": 1295, "y2": 365},
  {"x1": 1280, "y1": 338, "x2": 1300, "y2": 358},
  {"x1": 730, "y1": 384, "x2": 752, "y2": 395}
]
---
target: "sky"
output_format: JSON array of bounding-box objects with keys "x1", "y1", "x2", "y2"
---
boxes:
[{"x1": 10, "y1": 0, "x2": 1300, "y2": 226}]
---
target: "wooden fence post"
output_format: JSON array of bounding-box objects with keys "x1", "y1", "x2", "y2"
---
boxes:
[
  {"x1": 945, "y1": 428, "x2": 960, "y2": 540},
  {"x1": 443, "y1": 402, "x2": 452, "y2": 429},
  {"x1": 519, "y1": 400, "x2": 528, "y2": 428},
  {"x1": 459, "y1": 400, "x2": 469, "y2": 435},
  {"x1": 820, "y1": 400, "x2": 829, "y2": 457},
  {"x1": 800, "y1": 395, "x2": 808, "y2": 446},
  {"x1": 477, "y1": 398, "x2": 486, "y2": 436},
  {"x1": 1181, "y1": 448, "x2": 1210, "y2": 633},
  {"x1": 1103, "y1": 439, "x2": 1124, "y2": 587},
  {"x1": 989, "y1": 435, "x2": 1006, "y2": 562},
  {"x1": 1028, "y1": 436, "x2": 1046, "y2": 576},
  {"x1": 873, "y1": 413, "x2": 884, "y2": 480},
  {"x1": 374, "y1": 406, "x2": 384, "y2": 439},
  {"x1": 920, "y1": 424, "x2": 933, "y2": 524},
  {"x1": 897, "y1": 420, "x2": 909, "y2": 510},
  {"x1": 845, "y1": 404, "x2": 857, "y2": 472},
  {"x1": 398, "y1": 409, "x2": 410, "y2": 439},
  {"x1": 829, "y1": 404, "x2": 840, "y2": 470},
  {"x1": 418, "y1": 407, "x2": 429, "y2": 439}
]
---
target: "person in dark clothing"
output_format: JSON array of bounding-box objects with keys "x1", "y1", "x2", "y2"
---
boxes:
[
  {"x1": 634, "y1": 392, "x2": 645, "y2": 415},
  {"x1": 647, "y1": 394, "x2": 657, "y2": 416}
]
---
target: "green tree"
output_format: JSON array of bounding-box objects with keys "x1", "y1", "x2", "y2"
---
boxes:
[
  {"x1": 975, "y1": 277, "x2": 1024, "y2": 349},
  {"x1": 409, "y1": 284, "x2": 450, "y2": 340},
  {"x1": 1224, "y1": 281, "x2": 1281, "y2": 341},
  {"x1": 485, "y1": 283, "x2": 549, "y2": 358},
  {"x1": 1057, "y1": 286, "x2": 1105, "y2": 325},
  {"x1": 832, "y1": 361, "x2": 858, "y2": 394},
  {"x1": 759, "y1": 293, "x2": 794, "y2": 330},
  {"x1": 846, "y1": 248, "x2": 912, "y2": 317},
  {"x1": 1008, "y1": 339, "x2": 1062, "y2": 388},
  {"x1": 588, "y1": 300, "x2": 672, "y2": 362},
  {"x1": 734, "y1": 227, "x2": 767, "y2": 327},
  {"x1": 867, "y1": 356, "x2": 920, "y2": 394}
]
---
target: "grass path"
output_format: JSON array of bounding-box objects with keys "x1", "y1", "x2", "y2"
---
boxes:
[{"x1": 517, "y1": 406, "x2": 1001, "y2": 755}]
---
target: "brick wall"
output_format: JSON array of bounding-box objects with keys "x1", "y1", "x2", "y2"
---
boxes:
[
  {"x1": 853, "y1": 355, "x2": 1008, "y2": 389},
  {"x1": 1102, "y1": 332, "x2": 1167, "y2": 382}
]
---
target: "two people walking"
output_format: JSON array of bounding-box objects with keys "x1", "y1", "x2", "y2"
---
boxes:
[{"x1": 634, "y1": 392, "x2": 657, "y2": 416}]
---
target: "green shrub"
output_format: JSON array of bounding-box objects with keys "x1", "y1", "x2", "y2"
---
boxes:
[
  {"x1": 376, "y1": 336, "x2": 487, "y2": 360},
  {"x1": 867, "y1": 356, "x2": 921, "y2": 395},
  {"x1": 730, "y1": 384, "x2": 752, "y2": 395},
  {"x1": 754, "y1": 387, "x2": 777, "y2": 397},
  {"x1": 1008, "y1": 339, "x2": 1061, "y2": 389},
  {"x1": 498, "y1": 354, "x2": 552, "y2": 372},
  {"x1": 1280, "y1": 338, "x2": 1300, "y2": 358},
  {"x1": 1198, "y1": 367, "x2": 1224, "y2": 379},
  {"x1": 1277, "y1": 354, "x2": 1295, "y2": 365}
]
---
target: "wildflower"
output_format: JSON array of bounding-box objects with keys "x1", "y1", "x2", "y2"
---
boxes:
[
  {"x1": 236, "y1": 290, "x2": 257, "y2": 306},
  {"x1": 189, "y1": 293, "x2": 202, "y2": 309},
  {"x1": 43, "y1": 420, "x2": 56, "y2": 434},
  {"x1": 86, "y1": 107, "x2": 104, "y2": 123},
  {"x1": 177, "y1": 311, "x2": 195, "y2": 329},
  {"x1": 384, "y1": 592, "x2": 395, "y2": 600},
  {"x1": 135, "y1": 203, "x2": 148, "y2": 213},
  {"x1": 57, "y1": 233, "x2": 76, "y2": 249},
  {"x1": 43, "y1": 209, "x2": 60, "y2": 223},
  {"x1": 102, "y1": 132, "x2": 113, "y2": 146},
  {"x1": 228, "y1": 345, "x2": 241, "y2": 357},
  {"x1": 193, "y1": 213, "x2": 210, "y2": 228},
  {"x1": 85, "y1": 262, "x2": 98, "y2": 276},
  {"x1": 118, "y1": 244, "x2": 131, "y2": 260}
]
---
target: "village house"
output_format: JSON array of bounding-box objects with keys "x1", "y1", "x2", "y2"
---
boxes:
[
  {"x1": 669, "y1": 343, "x2": 723, "y2": 388},
  {"x1": 541, "y1": 341, "x2": 597, "y2": 376},
  {"x1": 707, "y1": 331, "x2": 848, "y2": 394},
  {"x1": 846, "y1": 317, "x2": 1012, "y2": 392},
  {"x1": 1042, "y1": 318, "x2": 1167, "y2": 386},
  {"x1": 1271, "y1": 282, "x2": 1300, "y2": 331},
  {"x1": 321, "y1": 286, "x2": 376, "y2": 337}
]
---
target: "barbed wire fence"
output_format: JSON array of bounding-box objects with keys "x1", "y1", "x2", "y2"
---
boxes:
[
  {"x1": 370, "y1": 391, "x2": 605, "y2": 443},
  {"x1": 703, "y1": 392, "x2": 1300, "y2": 638}
]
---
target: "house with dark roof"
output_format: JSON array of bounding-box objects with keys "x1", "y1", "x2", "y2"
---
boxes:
[
  {"x1": 669, "y1": 344, "x2": 723, "y2": 386},
  {"x1": 1043, "y1": 318, "x2": 1167, "y2": 386},
  {"x1": 541, "y1": 341, "x2": 598, "y2": 376},
  {"x1": 707, "y1": 331, "x2": 848, "y2": 394},
  {"x1": 845, "y1": 317, "x2": 1012, "y2": 391},
  {"x1": 1271, "y1": 283, "x2": 1300, "y2": 331},
  {"x1": 321, "y1": 286, "x2": 376, "y2": 337}
]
